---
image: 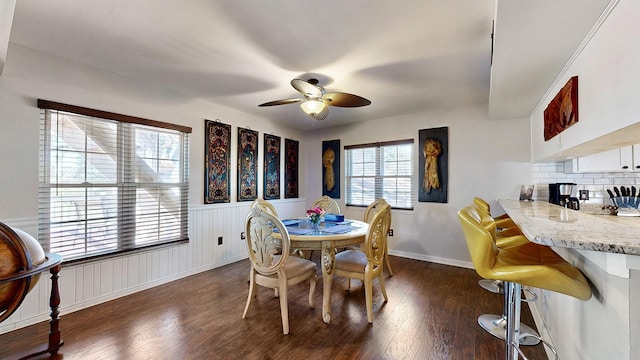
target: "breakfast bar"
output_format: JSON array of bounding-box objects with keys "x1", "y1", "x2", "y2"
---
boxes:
[
  {"x1": 497, "y1": 199, "x2": 640, "y2": 359},
  {"x1": 498, "y1": 199, "x2": 640, "y2": 255}
]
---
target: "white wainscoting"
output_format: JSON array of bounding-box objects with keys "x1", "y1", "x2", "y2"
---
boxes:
[{"x1": 0, "y1": 199, "x2": 306, "y2": 334}]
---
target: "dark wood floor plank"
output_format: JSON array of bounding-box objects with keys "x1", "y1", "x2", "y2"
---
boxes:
[{"x1": 0, "y1": 256, "x2": 548, "y2": 360}]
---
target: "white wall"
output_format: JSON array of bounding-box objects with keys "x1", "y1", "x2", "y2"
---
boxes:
[{"x1": 304, "y1": 106, "x2": 532, "y2": 266}]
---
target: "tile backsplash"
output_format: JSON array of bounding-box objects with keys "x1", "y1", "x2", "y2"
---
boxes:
[{"x1": 532, "y1": 162, "x2": 640, "y2": 205}]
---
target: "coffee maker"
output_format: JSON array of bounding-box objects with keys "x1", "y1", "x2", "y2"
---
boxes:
[{"x1": 549, "y1": 182, "x2": 580, "y2": 210}]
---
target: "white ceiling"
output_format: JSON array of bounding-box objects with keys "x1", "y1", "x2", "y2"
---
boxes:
[{"x1": 2, "y1": 0, "x2": 610, "y2": 130}]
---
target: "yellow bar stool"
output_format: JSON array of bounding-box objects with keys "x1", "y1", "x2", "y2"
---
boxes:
[
  {"x1": 473, "y1": 208, "x2": 542, "y2": 346},
  {"x1": 474, "y1": 198, "x2": 528, "y2": 295},
  {"x1": 458, "y1": 205, "x2": 592, "y2": 360}
]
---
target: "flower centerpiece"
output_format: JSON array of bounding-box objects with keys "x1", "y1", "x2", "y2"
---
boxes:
[{"x1": 306, "y1": 207, "x2": 325, "y2": 230}]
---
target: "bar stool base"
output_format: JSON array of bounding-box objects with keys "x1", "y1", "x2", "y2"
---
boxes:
[
  {"x1": 478, "y1": 314, "x2": 540, "y2": 346},
  {"x1": 478, "y1": 279, "x2": 503, "y2": 294}
]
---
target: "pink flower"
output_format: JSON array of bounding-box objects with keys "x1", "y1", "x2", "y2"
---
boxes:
[
  {"x1": 306, "y1": 207, "x2": 325, "y2": 216},
  {"x1": 306, "y1": 207, "x2": 325, "y2": 224}
]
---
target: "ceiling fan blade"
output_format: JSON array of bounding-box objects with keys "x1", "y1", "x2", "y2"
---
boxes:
[
  {"x1": 258, "y1": 98, "x2": 303, "y2": 107},
  {"x1": 291, "y1": 79, "x2": 323, "y2": 98},
  {"x1": 322, "y1": 92, "x2": 371, "y2": 107}
]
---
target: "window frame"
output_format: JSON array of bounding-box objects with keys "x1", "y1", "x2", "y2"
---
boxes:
[
  {"x1": 38, "y1": 100, "x2": 192, "y2": 264},
  {"x1": 345, "y1": 139, "x2": 415, "y2": 210}
]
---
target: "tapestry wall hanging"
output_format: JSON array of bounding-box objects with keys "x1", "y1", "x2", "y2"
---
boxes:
[
  {"x1": 544, "y1": 76, "x2": 578, "y2": 141},
  {"x1": 263, "y1": 133, "x2": 281, "y2": 200},
  {"x1": 418, "y1": 126, "x2": 448, "y2": 203},
  {"x1": 322, "y1": 139, "x2": 340, "y2": 199},
  {"x1": 284, "y1": 138, "x2": 299, "y2": 199},
  {"x1": 204, "y1": 120, "x2": 231, "y2": 203},
  {"x1": 237, "y1": 127, "x2": 258, "y2": 201}
]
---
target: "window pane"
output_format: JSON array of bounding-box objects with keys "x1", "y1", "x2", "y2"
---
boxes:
[
  {"x1": 159, "y1": 159, "x2": 180, "y2": 183},
  {"x1": 87, "y1": 152, "x2": 117, "y2": 183},
  {"x1": 363, "y1": 148, "x2": 375, "y2": 162},
  {"x1": 346, "y1": 140, "x2": 413, "y2": 209},
  {"x1": 351, "y1": 149, "x2": 364, "y2": 163},
  {"x1": 136, "y1": 187, "x2": 183, "y2": 245},
  {"x1": 48, "y1": 187, "x2": 118, "y2": 257},
  {"x1": 383, "y1": 159, "x2": 397, "y2": 176},
  {"x1": 398, "y1": 160, "x2": 412, "y2": 175},
  {"x1": 51, "y1": 150, "x2": 86, "y2": 183},
  {"x1": 363, "y1": 162, "x2": 376, "y2": 176},
  {"x1": 159, "y1": 132, "x2": 181, "y2": 161},
  {"x1": 398, "y1": 144, "x2": 412, "y2": 160}
]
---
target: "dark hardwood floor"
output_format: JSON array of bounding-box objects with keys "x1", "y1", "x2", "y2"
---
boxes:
[{"x1": 0, "y1": 255, "x2": 547, "y2": 360}]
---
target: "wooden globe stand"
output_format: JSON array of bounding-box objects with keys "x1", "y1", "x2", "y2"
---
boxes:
[
  {"x1": 0, "y1": 254, "x2": 63, "y2": 359},
  {"x1": 0, "y1": 221, "x2": 63, "y2": 359}
]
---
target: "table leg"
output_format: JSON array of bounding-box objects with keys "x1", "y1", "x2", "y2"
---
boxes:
[{"x1": 321, "y1": 241, "x2": 336, "y2": 324}]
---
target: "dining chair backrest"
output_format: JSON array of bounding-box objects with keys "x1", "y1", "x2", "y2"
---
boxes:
[
  {"x1": 363, "y1": 202, "x2": 391, "y2": 266},
  {"x1": 364, "y1": 198, "x2": 389, "y2": 223},
  {"x1": 245, "y1": 207, "x2": 290, "y2": 275},
  {"x1": 312, "y1": 195, "x2": 340, "y2": 214},
  {"x1": 249, "y1": 198, "x2": 278, "y2": 218}
]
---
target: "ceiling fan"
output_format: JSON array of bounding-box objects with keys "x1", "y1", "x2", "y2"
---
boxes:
[{"x1": 258, "y1": 78, "x2": 371, "y2": 120}]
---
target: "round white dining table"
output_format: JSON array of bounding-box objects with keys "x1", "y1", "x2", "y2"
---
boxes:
[{"x1": 277, "y1": 219, "x2": 369, "y2": 324}]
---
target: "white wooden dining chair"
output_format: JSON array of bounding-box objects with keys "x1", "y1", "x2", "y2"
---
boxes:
[
  {"x1": 311, "y1": 195, "x2": 340, "y2": 214},
  {"x1": 334, "y1": 202, "x2": 391, "y2": 323},
  {"x1": 242, "y1": 207, "x2": 317, "y2": 334},
  {"x1": 249, "y1": 198, "x2": 278, "y2": 217},
  {"x1": 364, "y1": 198, "x2": 394, "y2": 276}
]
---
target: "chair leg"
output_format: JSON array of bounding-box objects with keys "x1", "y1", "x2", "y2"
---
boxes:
[
  {"x1": 279, "y1": 284, "x2": 289, "y2": 335},
  {"x1": 379, "y1": 271, "x2": 388, "y2": 302},
  {"x1": 365, "y1": 274, "x2": 374, "y2": 323},
  {"x1": 242, "y1": 271, "x2": 256, "y2": 319},
  {"x1": 385, "y1": 250, "x2": 394, "y2": 276},
  {"x1": 309, "y1": 274, "x2": 317, "y2": 308}
]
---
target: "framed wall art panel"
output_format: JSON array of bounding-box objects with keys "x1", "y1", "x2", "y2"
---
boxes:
[
  {"x1": 322, "y1": 139, "x2": 340, "y2": 199},
  {"x1": 285, "y1": 138, "x2": 299, "y2": 198},
  {"x1": 418, "y1": 126, "x2": 448, "y2": 203},
  {"x1": 544, "y1": 76, "x2": 579, "y2": 141},
  {"x1": 237, "y1": 127, "x2": 258, "y2": 201},
  {"x1": 263, "y1": 133, "x2": 281, "y2": 200},
  {"x1": 204, "y1": 120, "x2": 231, "y2": 203}
]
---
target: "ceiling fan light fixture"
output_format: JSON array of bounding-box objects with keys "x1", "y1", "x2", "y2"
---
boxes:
[{"x1": 300, "y1": 100, "x2": 328, "y2": 120}]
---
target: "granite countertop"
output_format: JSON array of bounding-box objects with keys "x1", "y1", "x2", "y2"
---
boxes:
[{"x1": 498, "y1": 199, "x2": 640, "y2": 255}]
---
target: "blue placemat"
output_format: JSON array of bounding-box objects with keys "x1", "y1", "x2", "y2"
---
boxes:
[
  {"x1": 319, "y1": 225, "x2": 359, "y2": 234},
  {"x1": 324, "y1": 220, "x2": 352, "y2": 226},
  {"x1": 282, "y1": 219, "x2": 301, "y2": 226}
]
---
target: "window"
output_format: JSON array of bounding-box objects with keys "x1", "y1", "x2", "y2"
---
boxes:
[
  {"x1": 345, "y1": 139, "x2": 414, "y2": 210},
  {"x1": 38, "y1": 100, "x2": 191, "y2": 263}
]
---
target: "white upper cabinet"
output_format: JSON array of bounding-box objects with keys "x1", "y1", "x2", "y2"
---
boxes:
[
  {"x1": 566, "y1": 146, "x2": 633, "y2": 173},
  {"x1": 633, "y1": 144, "x2": 640, "y2": 171}
]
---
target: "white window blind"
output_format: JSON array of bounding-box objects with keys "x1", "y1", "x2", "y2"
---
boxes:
[
  {"x1": 345, "y1": 139, "x2": 414, "y2": 210},
  {"x1": 38, "y1": 100, "x2": 191, "y2": 263}
]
